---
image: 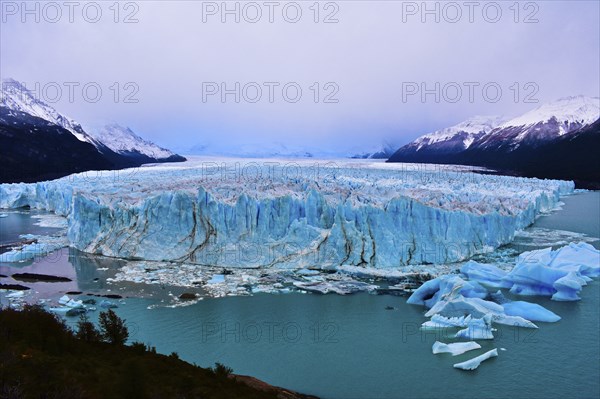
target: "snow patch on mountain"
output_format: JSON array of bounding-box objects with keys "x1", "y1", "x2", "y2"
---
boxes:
[
  {"x1": 89, "y1": 123, "x2": 178, "y2": 160},
  {"x1": 414, "y1": 115, "x2": 506, "y2": 150},
  {"x1": 501, "y1": 96, "x2": 600, "y2": 133},
  {"x1": 0, "y1": 78, "x2": 100, "y2": 146}
]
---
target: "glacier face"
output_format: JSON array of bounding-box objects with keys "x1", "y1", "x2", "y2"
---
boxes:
[{"x1": 0, "y1": 158, "x2": 574, "y2": 268}]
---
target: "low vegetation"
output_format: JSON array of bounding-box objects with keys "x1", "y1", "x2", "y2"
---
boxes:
[{"x1": 0, "y1": 305, "x2": 282, "y2": 399}]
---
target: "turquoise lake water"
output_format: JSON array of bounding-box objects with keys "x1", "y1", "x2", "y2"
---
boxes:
[{"x1": 1, "y1": 191, "x2": 599, "y2": 399}]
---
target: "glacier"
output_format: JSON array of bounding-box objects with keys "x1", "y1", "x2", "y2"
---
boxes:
[{"x1": 0, "y1": 158, "x2": 574, "y2": 269}]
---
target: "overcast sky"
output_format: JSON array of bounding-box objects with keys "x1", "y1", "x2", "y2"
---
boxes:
[{"x1": 1, "y1": 1, "x2": 599, "y2": 154}]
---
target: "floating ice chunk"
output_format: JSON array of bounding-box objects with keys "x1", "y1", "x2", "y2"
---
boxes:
[
  {"x1": 517, "y1": 247, "x2": 553, "y2": 265},
  {"x1": 453, "y1": 349, "x2": 498, "y2": 371},
  {"x1": 0, "y1": 238, "x2": 66, "y2": 263},
  {"x1": 66, "y1": 299, "x2": 83, "y2": 308},
  {"x1": 432, "y1": 341, "x2": 481, "y2": 356},
  {"x1": 207, "y1": 274, "x2": 226, "y2": 284},
  {"x1": 297, "y1": 269, "x2": 320, "y2": 276},
  {"x1": 489, "y1": 290, "x2": 510, "y2": 304},
  {"x1": 552, "y1": 271, "x2": 587, "y2": 301},
  {"x1": 100, "y1": 300, "x2": 118, "y2": 309},
  {"x1": 502, "y1": 301, "x2": 560, "y2": 322},
  {"x1": 492, "y1": 314, "x2": 538, "y2": 328},
  {"x1": 455, "y1": 314, "x2": 495, "y2": 340},
  {"x1": 455, "y1": 326, "x2": 494, "y2": 340},
  {"x1": 425, "y1": 295, "x2": 504, "y2": 319},
  {"x1": 6, "y1": 291, "x2": 25, "y2": 298},
  {"x1": 49, "y1": 307, "x2": 72, "y2": 312},
  {"x1": 504, "y1": 262, "x2": 569, "y2": 297},
  {"x1": 460, "y1": 261, "x2": 511, "y2": 288},
  {"x1": 292, "y1": 280, "x2": 377, "y2": 295},
  {"x1": 58, "y1": 295, "x2": 83, "y2": 308},
  {"x1": 549, "y1": 243, "x2": 600, "y2": 278},
  {"x1": 58, "y1": 295, "x2": 71, "y2": 305},
  {"x1": 422, "y1": 314, "x2": 474, "y2": 329},
  {"x1": 406, "y1": 278, "x2": 441, "y2": 306},
  {"x1": 407, "y1": 275, "x2": 487, "y2": 308}
]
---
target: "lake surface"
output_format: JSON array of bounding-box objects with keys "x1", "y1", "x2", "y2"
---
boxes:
[{"x1": 1, "y1": 192, "x2": 599, "y2": 399}]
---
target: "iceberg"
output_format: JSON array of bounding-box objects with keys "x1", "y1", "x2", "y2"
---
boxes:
[
  {"x1": 421, "y1": 314, "x2": 474, "y2": 329},
  {"x1": 491, "y1": 314, "x2": 538, "y2": 329},
  {"x1": 207, "y1": 274, "x2": 226, "y2": 285},
  {"x1": 454, "y1": 314, "x2": 495, "y2": 340},
  {"x1": 58, "y1": 295, "x2": 83, "y2": 308},
  {"x1": 502, "y1": 301, "x2": 561, "y2": 323},
  {"x1": 407, "y1": 275, "x2": 488, "y2": 308},
  {"x1": 460, "y1": 261, "x2": 511, "y2": 288},
  {"x1": 552, "y1": 272, "x2": 587, "y2": 301},
  {"x1": 504, "y1": 243, "x2": 599, "y2": 300},
  {"x1": 432, "y1": 341, "x2": 481, "y2": 356},
  {"x1": 0, "y1": 159, "x2": 573, "y2": 268},
  {"x1": 518, "y1": 242, "x2": 600, "y2": 278},
  {"x1": 425, "y1": 295, "x2": 504, "y2": 319},
  {"x1": 453, "y1": 349, "x2": 498, "y2": 371}
]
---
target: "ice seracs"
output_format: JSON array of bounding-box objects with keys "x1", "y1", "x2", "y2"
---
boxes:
[{"x1": 0, "y1": 159, "x2": 574, "y2": 268}]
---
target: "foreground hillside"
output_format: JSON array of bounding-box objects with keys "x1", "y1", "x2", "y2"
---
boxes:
[{"x1": 0, "y1": 306, "x2": 315, "y2": 399}]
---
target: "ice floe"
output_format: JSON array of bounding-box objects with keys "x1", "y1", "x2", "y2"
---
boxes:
[
  {"x1": 0, "y1": 234, "x2": 69, "y2": 263},
  {"x1": 453, "y1": 349, "x2": 498, "y2": 371},
  {"x1": 502, "y1": 301, "x2": 560, "y2": 323},
  {"x1": 432, "y1": 341, "x2": 481, "y2": 356},
  {"x1": 408, "y1": 242, "x2": 598, "y2": 370}
]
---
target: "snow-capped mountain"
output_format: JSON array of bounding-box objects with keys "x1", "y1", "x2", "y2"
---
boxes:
[
  {"x1": 89, "y1": 123, "x2": 185, "y2": 162},
  {"x1": 501, "y1": 95, "x2": 599, "y2": 133},
  {"x1": 472, "y1": 96, "x2": 600, "y2": 150},
  {"x1": 348, "y1": 140, "x2": 401, "y2": 159},
  {"x1": 0, "y1": 78, "x2": 185, "y2": 183},
  {"x1": 0, "y1": 78, "x2": 104, "y2": 147},
  {"x1": 388, "y1": 96, "x2": 600, "y2": 187},
  {"x1": 0, "y1": 106, "x2": 118, "y2": 183},
  {"x1": 393, "y1": 115, "x2": 506, "y2": 157}
]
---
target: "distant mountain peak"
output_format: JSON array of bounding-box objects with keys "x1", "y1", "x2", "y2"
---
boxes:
[
  {"x1": 89, "y1": 123, "x2": 183, "y2": 161},
  {"x1": 501, "y1": 95, "x2": 600, "y2": 130},
  {"x1": 0, "y1": 77, "x2": 100, "y2": 146},
  {"x1": 412, "y1": 115, "x2": 506, "y2": 151}
]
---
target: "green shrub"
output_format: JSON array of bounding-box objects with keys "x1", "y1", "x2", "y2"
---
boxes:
[{"x1": 98, "y1": 309, "x2": 129, "y2": 345}]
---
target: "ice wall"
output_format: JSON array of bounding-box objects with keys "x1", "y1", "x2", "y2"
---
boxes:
[{"x1": 0, "y1": 160, "x2": 574, "y2": 268}]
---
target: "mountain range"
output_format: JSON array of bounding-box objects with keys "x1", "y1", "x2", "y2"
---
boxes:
[
  {"x1": 387, "y1": 96, "x2": 600, "y2": 188},
  {"x1": 0, "y1": 79, "x2": 185, "y2": 183}
]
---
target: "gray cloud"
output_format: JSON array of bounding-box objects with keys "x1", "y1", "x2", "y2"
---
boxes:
[{"x1": 1, "y1": 1, "x2": 598, "y2": 154}]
